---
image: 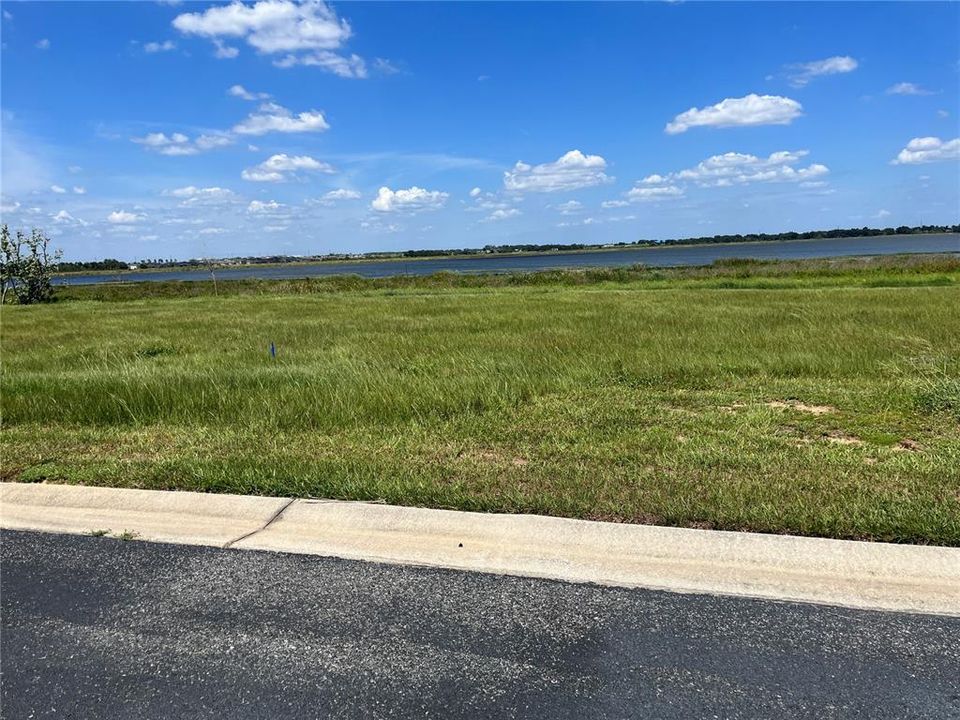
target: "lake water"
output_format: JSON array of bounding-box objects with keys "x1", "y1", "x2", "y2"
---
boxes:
[{"x1": 56, "y1": 233, "x2": 959, "y2": 285}]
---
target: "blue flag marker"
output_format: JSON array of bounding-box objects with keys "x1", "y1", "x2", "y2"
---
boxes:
[{"x1": 270, "y1": 342, "x2": 276, "y2": 359}]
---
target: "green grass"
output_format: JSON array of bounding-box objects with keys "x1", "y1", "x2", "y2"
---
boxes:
[{"x1": 4, "y1": 255, "x2": 960, "y2": 544}]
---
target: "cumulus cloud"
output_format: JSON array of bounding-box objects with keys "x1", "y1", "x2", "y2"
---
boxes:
[
  {"x1": 164, "y1": 186, "x2": 237, "y2": 205},
  {"x1": 605, "y1": 149, "x2": 829, "y2": 206},
  {"x1": 886, "y1": 82, "x2": 934, "y2": 96},
  {"x1": 50, "y1": 185, "x2": 66, "y2": 194},
  {"x1": 371, "y1": 186, "x2": 449, "y2": 213},
  {"x1": 672, "y1": 150, "x2": 829, "y2": 187},
  {"x1": 247, "y1": 199, "x2": 285, "y2": 213},
  {"x1": 313, "y1": 188, "x2": 361, "y2": 205},
  {"x1": 242, "y1": 153, "x2": 335, "y2": 182},
  {"x1": 892, "y1": 136, "x2": 960, "y2": 164},
  {"x1": 787, "y1": 56, "x2": 857, "y2": 87},
  {"x1": 131, "y1": 131, "x2": 233, "y2": 156},
  {"x1": 172, "y1": 0, "x2": 367, "y2": 77},
  {"x1": 35, "y1": 38, "x2": 50, "y2": 50},
  {"x1": 73, "y1": 186, "x2": 86, "y2": 194},
  {"x1": 665, "y1": 94, "x2": 803, "y2": 134},
  {"x1": 503, "y1": 150, "x2": 612, "y2": 193},
  {"x1": 107, "y1": 210, "x2": 142, "y2": 224},
  {"x1": 228, "y1": 84, "x2": 270, "y2": 101},
  {"x1": 233, "y1": 102, "x2": 329, "y2": 135},
  {"x1": 144, "y1": 40, "x2": 177, "y2": 53},
  {"x1": 482, "y1": 208, "x2": 521, "y2": 222},
  {"x1": 464, "y1": 189, "x2": 513, "y2": 213}
]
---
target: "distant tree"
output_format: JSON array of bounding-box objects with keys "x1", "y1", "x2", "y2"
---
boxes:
[{"x1": 1, "y1": 225, "x2": 62, "y2": 304}]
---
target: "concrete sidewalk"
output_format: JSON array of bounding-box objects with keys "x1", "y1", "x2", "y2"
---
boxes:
[{"x1": 2, "y1": 481, "x2": 958, "y2": 615}]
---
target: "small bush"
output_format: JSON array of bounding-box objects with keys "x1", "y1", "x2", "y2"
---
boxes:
[{"x1": 1, "y1": 225, "x2": 62, "y2": 305}]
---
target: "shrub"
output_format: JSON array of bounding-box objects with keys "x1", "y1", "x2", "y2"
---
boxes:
[{"x1": 1, "y1": 225, "x2": 62, "y2": 305}]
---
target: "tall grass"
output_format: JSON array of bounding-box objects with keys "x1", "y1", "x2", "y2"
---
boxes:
[{"x1": 3, "y1": 259, "x2": 959, "y2": 543}]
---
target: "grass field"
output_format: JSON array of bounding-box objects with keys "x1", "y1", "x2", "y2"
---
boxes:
[{"x1": 4, "y1": 255, "x2": 960, "y2": 544}]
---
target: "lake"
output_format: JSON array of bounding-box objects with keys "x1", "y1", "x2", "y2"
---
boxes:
[{"x1": 56, "y1": 233, "x2": 959, "y2": 285}]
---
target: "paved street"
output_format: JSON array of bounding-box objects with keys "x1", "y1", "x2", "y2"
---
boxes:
[{"x1": 2, "y1": 529, "x2": 959, "y2": 719}]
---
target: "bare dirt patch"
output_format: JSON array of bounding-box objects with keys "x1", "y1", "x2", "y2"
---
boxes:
[
  {"x1": 895, "y1": 439, "x2": 923, "y2": 452},
  {"x1": 823, "y1": 431, "x2": 863, "y2": 446},
  {"x1": 768, "y1": 400, "x2": 835, "y2": 415}
]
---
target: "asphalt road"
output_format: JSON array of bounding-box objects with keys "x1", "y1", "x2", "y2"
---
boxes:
[{"x1": 2, "y1": 530, "x2": 958, "y2": 719}]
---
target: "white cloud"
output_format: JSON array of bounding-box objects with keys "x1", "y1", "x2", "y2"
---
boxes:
[
  {"x1": 875, "y1": 209, "x2": 892, "y2": 219},
  {"x1": 213, "y1": 39, "x2": 240, "y2": 59},
  {"x1": 608, "y1": 149, "x2": 829, "y2": 206},
  {"x1": 144, "y1": 40, "x2": 177, "y2": 53},
  {"x1": 131, "y1": 131, "x2": 233, "y2": 156},
  {"x1": 788, "y1": 56, "x2": 857, "y2": 87},
  {"x1": 107, "y1": 210, "x2": 142, "y2": 224},
  {"x1": 232, "y1": 102, "x2": 329, "y2": 135},
  {"x1": 172, "y1": 0, "x2": 366, "y2": 77},
  {"x1": 314, "y1": 188, "x2": 361, "y2": 205},
  {"x1": 892, "y1": 136, "x2": 960, "y2": 165},
  {"x1": 886, "y1": 82, "x2": 934, "y2": 96},
  {"x1": 373, "y1": 58, "x2": 400, "y2": 75},
  {"x1": 554, "y1": 200, "x2": 583, "y2": 215},
  {"x1": 164, "y1": 186, "x2": 237, "y2": 205},
  {"x1": 938, "y1": 110, "x2": 950, "y2": 119},
  {"x1": 3, "y1": 10, "x2": 13, "y2": 20},
  {"x1": 51, "y1": 209, "x2": 88, "y2": 226},
  {"x1": 228, "y1": 84, "x2": 270, "y2": 101},
  {"x1": 195, "y1": 134, "x2": 233, "y2": 151},
  {"x1": 464, "y1": 190, "x2": 513, "y2": 213},
  {"x1": 273, "y1": 51, "x2": 367, "y2": 78},
  {"x1": 242, "y1": 153, "x2": 335, "y2": 182},
  {"x1": 199, "y1": 227, "x2": 226, "y2": 235},
  {"x1": 173, "y1": 0, "x2": 352, "y2": 52},
  {"x1": 371, "y1": 186, "x2": 449, "y2": 213},
  {"x1": 73, "y1": 186, "x2": 86, "y2": 194},
  {"x1": 247, "y1": 200, "x2": 284, "y2": 213},
  {"x1": 625, "y1": 185, "x2": 684, "y2": 202},
  {"x1": 50, "y1": 185, "x2": 66, "y2": 194},
  {"x1": 672, "y1": 150, "x2": 829, "y2": 187},
  {"x1": 557, "y1": 216, "x2": 600, "y2": 228},
  {"x1": 483, "y1": 208, "x2": 521, "y2": 222},
  {"x1": 665, "y1": 94, "x2": 803, "y2": 134},
  {"x1": 35, "y1": 38, "x2": 50, "y2": 50},
  {"x1": 1, "y1": 199, "x2": 21, "y2": 213},
  {"x1": 503, "y1": 150, "x2": 612, "y2": 193}
]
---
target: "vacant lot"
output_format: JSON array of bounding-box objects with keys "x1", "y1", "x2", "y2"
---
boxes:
[{"x1": 4, "y1": 256, "x2": 959, "y2": 544}]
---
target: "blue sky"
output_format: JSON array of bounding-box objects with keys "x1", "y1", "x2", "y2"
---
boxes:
[{"x1": 1, "y1": 1, "x2": 958, "y2": 261}]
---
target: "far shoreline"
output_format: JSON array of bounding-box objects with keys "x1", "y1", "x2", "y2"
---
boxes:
[{"x1": 54, "y1": 231, "x2": 960, "y2": 278}]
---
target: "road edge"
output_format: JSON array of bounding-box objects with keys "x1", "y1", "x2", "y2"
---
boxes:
[{"x1": 2, "y1": 482, "x2": 958, "y2": 616}]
